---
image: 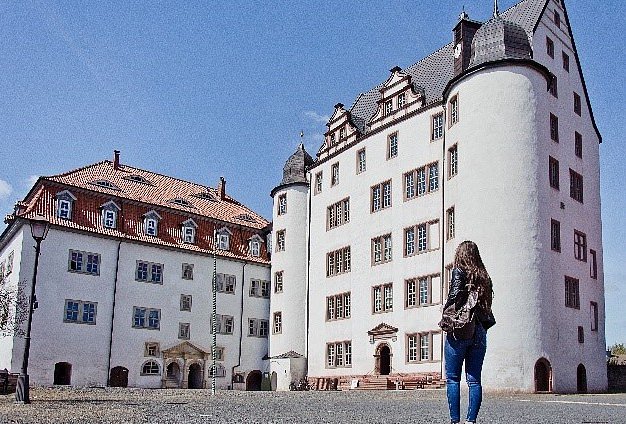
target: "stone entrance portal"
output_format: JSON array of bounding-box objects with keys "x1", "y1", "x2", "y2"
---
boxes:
[
  {"x1": 161, "y1": 341, "x2": 210, "y2": 389},
  {"x1": 534, "y1": 358, "x2": 552, "y2": 392}
]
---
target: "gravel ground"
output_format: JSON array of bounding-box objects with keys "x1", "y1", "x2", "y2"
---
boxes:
[{"x1": 1, "y1": 387, "x2": 625, "y2": 424}]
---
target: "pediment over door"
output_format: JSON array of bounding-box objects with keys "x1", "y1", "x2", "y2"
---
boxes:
[
  {"x1": 162, "y1": 341, "x2": 210, "y2": 359},
  {"x1": 367, "y1": 322, "x2": 399, "y2": 344}
]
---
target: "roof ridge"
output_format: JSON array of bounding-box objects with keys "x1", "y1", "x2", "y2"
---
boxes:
[{"x1": 45, "y1": 160, "x2": 110, "y2": 179}]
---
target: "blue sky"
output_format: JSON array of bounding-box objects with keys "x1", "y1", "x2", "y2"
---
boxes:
[{"x1": 0, "y1": 0, "x2": 623, "y2": 345}]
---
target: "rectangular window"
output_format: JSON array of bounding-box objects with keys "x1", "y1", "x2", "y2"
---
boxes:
[
  {"x1": 330, "y1": 133, "x2": 336, "y2": 147},
  {"x1": 428, "y1": 163, "x2": 439, "y2": 192},
  {"x1": 68, "y1": 250, "x2": 100, "y2": 276},
  {"x1": 405, "y1": 275, "x2": 437, "y2": 308},
  {"x1": 562, "y1": 51, "x2": 570, "y2": 72},
  {"x1": 339, "y1": 127, "x2": 346, "y2": 140},
  {"x1": 145, "y1": 342, "x2": 160, "y2": 357},
  {"x1": 276, "y1": 230, "x2": 286, "y2": 252},
  {"x1": 387, "y1": 133, "x2": 398, "y2": 159},
  {"x1": 565, "y1": 276, "x2": 580, "y2": 309},
  {"x1": 578, "y1": 326, "x2": 584, "y2": 343},
  {"x1": 327, "y1": 198, "x2": 350, "y2": 230},
  {"x1": 574, "y1": 92, "x2": 582, "y2": 116},
  {"x1": 432, "y1": 113, "x2": 443, "y2": 140},
  {"x1": 371, "y1": 180, "x2": 392, "y2": 212},
  {"x1": 64, "y1": 299, "x2": 97, "y2": 325},
  {"x1": 449, "y1": 96, "x2": 459, "y2": 126},
  {"x1": 315, "y1": 172, "x2": 323, "y2": 194},
  {"x1": 570, "y1": 169, "x2": 584, "y2": 203},
  {"x1": 405, "y1": 220, "x2": 438, "y2": 256},
  {"x1": 326, "y1": 341, "x2": 352, "y2": 368},
  {"x1": 103, "y1": 210, "x2": 116, "y2": 229},
  {"x1": 373, "y1": 283, "x2": 393, "y2": 313},
  {"x1": 136, "y1": 261, "x2": 163, "y2": 284},
  {"x1": 590, "y1": 302, "x2": 598, "y2": 331},
  {"x1": 575, "y1": 132, "x2": 583, "y2": 158},
  {"x1": 182, "y1": 263, "x2": 194, "y2": 280},
  {"x1": 133, "y1": 307, "x2": 160, "y2": 330},
  {"x1": 590, "y1": 249, "x2": 598, "y2": 279},
  {"x1": 407, "y1": 334, "x2": 418, "y2": 362},
  {"x1": 216, "y1": 273, "x2": 236, "y2": 294},
  {"x1": 183, "y1": 226, "x2": 195, "y2": 244},
  {"x1": 212, "y1": 346, "x2": 225, "y2": 361},
  {"x1": 278, "y1": 194, "x2": 287, "y2": 215},
  {"x1": 549, "y1": 75, "x2": 558, "y2": 98},
  {"x1": 549, "y1": 156, "x2": 560, "y2": 190},
  {"x1": 446, "y1": 207, "x2": 455, "y2": 240},
  {"x1": 249, "y1": 279, "x2": 271, "y2": 298},
  {"x1": 180, "y1": 294, "x2": 192, "y2": 312},
  {"x1": 405, "y1": 279, "x2": 416, "y2": 308},
  {"x1": 274, "y1": 271, "x2": 284, "y2": 293},
  {"x1": 554, "y1": 10, "x2": 561, "y2": 27},
  {"x1": 326, "y1": 246, "x2": 351, "y2": 277},
  {"x1": 405, "y1": 227, "x2": 415, "y2": 256},
  {"x1": 420, "y1": 333, "x2": 430, "y2": 361},
  {"x1": 273, "y1": 312, "x2": 282, "y2": 334},
  {"x1": 357, "y1": 148, "x2": 366, "y2": 174},
  {"x1": 546, "y1": 36, "x2": 554, "y2": 58},
  {"x1": 550, "y1": 113, "x2": 559, "y2": 142},
  {"x1": 551, "y1": 219, "x2": 561, "y2": 252},
  {"x1": 212, "y1": 314, "x2": 234, "y2": 335},
  {"x1": 448, "y1": 145, "x2": 458, "y2": 178},
  {"x1": 371, "y1": 234, "x2": 392, "y2": 265},
  {"x1": 397, "y1": 93, "x2": 406, "y2": 109},
  {"x1": 331, "y1": 163, "x2": 339, "y2": 186},
  {"x1": 384, "y1": 99, "x2": 393, "y2": 116},
  {"x1": 574, "y1": 230, "x2": 587, "y2": 262},
  {"x1": 326, "y1": 292, "x2": 351, "y2": 321},
  {"x1": 178, "y1": 323, "x2": 190, "y2": 340}
]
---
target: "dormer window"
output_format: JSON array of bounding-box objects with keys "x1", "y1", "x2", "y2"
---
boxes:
[
  {"x1": 91, "y1": 180, "x2": 120, "y2": 190},
  {"x1": 384, "y1": 100, "x2": 393, "y2": 116},
  {"x1": 124, "y1": 174, "x2": 151, "y2": 185},
  {"x1": 330, "y1": 133, "x2": 336, "y2": 147},
  {"x1": 397, "y1": 93, "x2": 406, "y2": 109},
  {"x1": 100, "y1": 201, "x2": 121, "y2": 229},
  {"x1": 339, "y1": 127, "x2": 346, "y2": 140},
  {"x1": 248, "y1": 235, "x2": 264, "y2": 257},
  {"x1": 170, "y1": 198, "x2": 194, "y2": 208},
  {"x1": 216, "y1": 227, "x2": 232, "y2": 250},
  {"x1": 143, "y1": 210, "x2": 162, "y2": 237},
  {"x1": 181, "y1": 219, "x2": 198, "y2": 244},
  {"x1": 55, "y1": 190, "x2": 77, "y2": 220}
]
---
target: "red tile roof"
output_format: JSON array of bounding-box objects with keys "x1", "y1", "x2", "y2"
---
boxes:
[{"x1": 9, "y1": 160, "x2": 271, "y2": 265}]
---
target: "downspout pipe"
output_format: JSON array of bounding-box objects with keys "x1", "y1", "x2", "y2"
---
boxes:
[
  {"x1": 231, "y1": 261, "x2": 246, "y2": 386},
  {"x1": 106, "y1": 240, "x2": 122, "y2": 386},
  {"x1": 305, "y1": 171, "x2": 312, "y2": 361}
]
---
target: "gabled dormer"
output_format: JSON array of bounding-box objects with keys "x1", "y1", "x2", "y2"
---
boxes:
[
  {"x1": 181, "y1": 218, "x2": 198, "y2": 244},
  {"x1": 248, "y1": 234, "x2": 264, "y2": 257},
  {"x1": 55, "y1": 190, "x2": 77, "y2": 220},
  {"x1": 215, "y1": 226, "x2": 232, "y2": 251},
  {"x1": 368, "y1": 66, "x2": 425, "y2": 131},
  {"x1": 100, "y1": 200, "x2": 121, "y2": 229},
  {"x1": 143, "y1": 210, "x2": 162, "y2": 237},
  {"x1": 317, "y1": 103, "x2": 361, "y2": 160}
]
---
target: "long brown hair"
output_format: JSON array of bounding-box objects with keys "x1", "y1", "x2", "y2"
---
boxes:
[{"x1": 454, "y1": 240, "x2": 493, "y2": 311}]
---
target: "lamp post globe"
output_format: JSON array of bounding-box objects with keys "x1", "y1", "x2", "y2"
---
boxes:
[{"x1": 15, "y1": 215, "x2": 49, "y2": 404}]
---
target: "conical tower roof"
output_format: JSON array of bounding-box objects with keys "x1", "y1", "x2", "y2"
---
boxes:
[
  {"x1": 271, "y1": 143, "x2": 314, "y2": 197},
  {"x1": 468, "y1": 14, "x2": 532, "y2": 68}
]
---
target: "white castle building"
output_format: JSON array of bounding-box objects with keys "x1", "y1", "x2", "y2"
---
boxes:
[
  {"x1": 270, "y1": 0, "x2": 607, "y2": 393},
  {"x1": 0, "y1": 0, "x2": 606, "y2": 394}
]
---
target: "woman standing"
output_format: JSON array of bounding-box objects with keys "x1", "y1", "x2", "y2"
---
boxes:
[{"x1": 442, "y1": 241, "x2": 496, "y2": 424}]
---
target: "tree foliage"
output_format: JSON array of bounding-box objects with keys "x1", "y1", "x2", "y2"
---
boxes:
[{"x1": 610, "y1": 343, "x2": 626, "y2": 356}]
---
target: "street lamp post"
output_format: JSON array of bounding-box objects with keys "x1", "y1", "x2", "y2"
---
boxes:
[
  {"x1": 15, "y1": 215, "x2": 50, "y2": 404},
  {"x1": 211, "y1": 230, "x2": 217, "y2": 395}
]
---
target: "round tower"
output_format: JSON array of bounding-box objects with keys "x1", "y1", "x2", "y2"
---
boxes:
[{"x1": 269, "y1": 143, "x2": 313, "y2": 390}]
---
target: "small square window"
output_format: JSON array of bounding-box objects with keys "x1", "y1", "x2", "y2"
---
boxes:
[
  {"x1": 180, "y1": 294, "x2": 192, "y2": 312},
  {"x1": 179, "y1": 322, "x2": 190, "y2": 340},
  {"x1": 145, "y1": 342, "x2": 160, "y2": 357},
  {"x1": 182, "y1": 263, "x2": 194, "y2": 280}
]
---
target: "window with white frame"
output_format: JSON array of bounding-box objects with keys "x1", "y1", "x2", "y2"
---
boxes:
[
  {"x1": 273, "y1": 312, "x2": 282, "y2": 334},
  {"x1": 371, "y1": 180, "x2": 392, "y2": 212},
  {"x1": 404, "y1": 220, "x2": 439, "y2": 256},
  {"x1": 326, "y1": 292, "x2": 351, "y2": 321},
  {"x1": 407, "y1": 334, "x2": 418, "y2": 362},
  {"x1": 406, "y1": 333, "x2": 435, "y2": 362},
  {"x1": 356, "y1": 148, "x2": 366, "y2": 174},
  {"x1": 274, "y1": 271, "x2": 283, "y2": 293},
  {"x1": 449, "y1": 95, "x2": 459, "y2": 125},
  {"x1": 248, "y1": 318, "x2": 269, "y2": 338},
  {"x1": 64, "y1": 299, "x2": 97, "y2": 324},
  {"x1": 315, "y1": 172, "x2": 323, "y2": 194},
  {"x1": 102, "y1": 209, "x2": 117, "y2": 229},
  {"x1": 183, "y1": 226, "x2": 195, "y2": 243},
  {"x1": 182, "y1": 263, "x2": 194, "y2": 280},
  {"x1": 446, "y1": 207, "x2": 455, "y2": 240},
  {"x1": 141, "y1": 361, "x2": 160, "y2": 376},
  {"x1": 178, "y1": 322, "x2": 190, "y2": 339},
  {"x1": 326, "y1": 341, "x2": 352, "y2": 368},
  {"x1": 278, "y1": 194, "x2": 287, "y2": 215},
  {"x1": 339, "y1": 127, "x2": 346, "y2": 140},
  {"x1": 384, "y1": 99, "x2": 393, "y2": 116},
  {"x1": 326, "y1": 246, "x2": 351, "y2": 277},
  {"x1": 327, "y1": 198, "x2": 350, "y2": 230},
  {"x1": 420, "y1": 333, "x2": 431, "y2": 360},
  {"x1": 145, "y1": 342, "x2": 160, "y2": 357},
  {"x1": 133, "y1": 307, "x2": 160, "y2": 330},
  {"x1": 216, "y1": 273, "x2": 236, "y2": 294},
  {"x1": 56, "y1": 190, "x2": 76, "y2": 220},
  {"x1": 448, "y1": 145, "x2": 458, "y2": 178},
  {"x1": 397, "y1": 92, "x2": 406, "y2": 109},
  {"x1": 143, "y1": 211, "x2": 161, "y2": 237},
  {"x1": 216, "y1": 228, "x2": 232, "y2": 250},
  {"x1": 432, "y1": 113, "x2": 444, "y2": 140},
  {"x1": 211, "y1": 314, "x2": 234, "y2": 334},
  {"x1": 404, "y1": 162, "x2": 438, "y2": 200},
  {"x1": 136, "y1": 261, "x2": 163, "y2": 284},
  {"x1": 250, "y1": 240, "x2": 261, "y2": 257},
  {"x1": 372, "y1": 234, "x2": 392, "y2": 265},
  {"x1": 387, "y1": 133, "x2": 398, "y2": 159},
  {"x1": 330, "y1": 132, "x2": 336, "y2": 147},
  {"x1": 276, "y1": 230, "x2": 285, "y2": 252},
  {"x1": 331, "y1": 163, "x2": 339, "y2": 186},
  {"x1": 373, "y1": 283, "x2": 393, "y2": 313},
  {"x1": 249, "y1": 279, "x2": 271, "y2": 298},
  {"x1": 405, "y1": 275, "x2": 437, "y2": 308},
  {"x1": 68, "y1": 250, "x2": 100, "y2": 275},
  {"x1": 180, "y1": 294, "x2": 192, "y2": 312}
]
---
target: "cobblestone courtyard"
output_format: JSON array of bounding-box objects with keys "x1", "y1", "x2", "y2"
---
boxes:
[{"x1": 1, "y1": 387, "x2": 625, "y2": 423}]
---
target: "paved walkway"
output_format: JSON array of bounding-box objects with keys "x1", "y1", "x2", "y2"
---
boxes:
[{"x1": 1, "y1": 387, "x2": 625, "y2": 423}]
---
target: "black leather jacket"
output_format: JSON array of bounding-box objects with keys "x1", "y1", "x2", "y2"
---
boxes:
[{"x1": 444, "y1": 268, "x2": 496, "y2": 330}]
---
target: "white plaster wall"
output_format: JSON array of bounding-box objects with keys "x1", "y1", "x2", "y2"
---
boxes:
[{"x1": 308, "y1": 109, "x2": 445, "y2": 378}]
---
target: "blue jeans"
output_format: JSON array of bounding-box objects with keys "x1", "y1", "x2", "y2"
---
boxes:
[{"x1": 444, "y1": 322, "x2": 487, "y2": 423}]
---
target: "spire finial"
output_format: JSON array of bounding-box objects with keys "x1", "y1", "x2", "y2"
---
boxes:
[
  {"x1": 300, "y1": 130, "x2": 304, "y2": 139},
  {"x1": 459, "y1": 5, "x2": 469, "y2": 21},
  {"x1": 493, "y1": 0, "x2": 500, "y2": 18}
]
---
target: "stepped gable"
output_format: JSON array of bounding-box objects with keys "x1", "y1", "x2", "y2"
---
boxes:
[{"x1": 344, "y1": 0, "x2": 546, "y2": 137}]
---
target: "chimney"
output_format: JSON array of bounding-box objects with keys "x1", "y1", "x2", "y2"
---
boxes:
[
  {"x1": 452, "y1": 12, "x2": 482, "y2": 77},
  {"x1": 113, "y1": 150, "x2": 121, "y2": 170},
  {"x1": 218, "y1": 176, "x2": 226, "y2": 200}
]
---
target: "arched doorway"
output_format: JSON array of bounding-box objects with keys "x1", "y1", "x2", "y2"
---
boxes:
[
  {"x1": 166, "y1": 362, "x2": 181, "y2": 388},
  {"x1": 577, "y1": 364, "x2": 587, "y2": 393},
  {"x1": 246, "y1": 370, "x2": 262, "y2": 391},
  {"x1": 109, "y1": 366, "x2": 128, "y2": 387},
  {"x1": 375, "y1": 343, "x2": 392, "y2": 375},
  {"x1": 534, "y1": 358, "x2": 552, "y2": 392},
  {"x1": 188, "y1": 363, "x2": 203, "y2": 389},
  {"x1": 54, "y1": 362, "x2": 72, "y2": 385}
]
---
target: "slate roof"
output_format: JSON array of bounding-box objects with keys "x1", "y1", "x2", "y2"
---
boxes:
[
  {"x1": 345, "y1": 0, "x2": 547, "y2": 136},
  {"x1": 469, "y1": 15, "x2": 532, "y2": 68},
  {"x1": 277, "y1": 143, "x2": 314, "y2": 187}
]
